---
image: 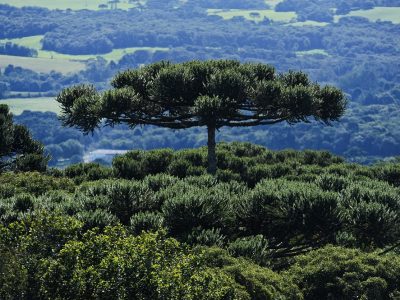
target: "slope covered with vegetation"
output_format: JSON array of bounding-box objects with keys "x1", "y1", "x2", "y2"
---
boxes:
[{"x1": 1, "y1": 142, "x2": 400, "y2": 299}]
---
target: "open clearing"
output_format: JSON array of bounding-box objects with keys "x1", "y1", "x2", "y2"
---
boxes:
[
  {"x1": 0, "y1": 97, "x2": 61, "y2": 115},
  {"x1": 207, "y1": 9, "x2": 296, "y2": 23},
  {"x1": 0, "y1": 36, "x2": 43, "y2": 49},
  {"x1": 335, "y1": 7, "x2": 400, "y2": 24},
  {"x1": 296, "y1": 49, "x2": 330, "y2": 57},
  {"x1": 264, "y1": 0, "x2": 284, "y2": 9},
  {"x1": 0, "y1": 55, "x2": 86, "y2": 74},
  {"x1": 286, "y1": 20, "x2": 329, "y2": 27},
  {"x1": 0, "y1": 35, "x2": 168, "y2": 63},
  {"x1": 33, "y1": 47, "x2": 169, "y2": 62},
  {"x1": 0, "y1": 0, "x2": 137, "y2": 11}
]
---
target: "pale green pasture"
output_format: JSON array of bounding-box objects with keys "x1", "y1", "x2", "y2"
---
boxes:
[
  {"x1": 335, "y1": 7, "x2": 400, "y2": 24},
  {"x1": 296, "y1": 49, "x2": 330, "y2": 56},
  {"x1": 264, "y1": 0, "x2": 284, "y2": 9},
  {"x1": 0, "y1": 35, "x2": 168, "y2": 62},
  {"x1": 0, "y1": 55, "x2": 85, "y2": 74},
  {"x1": 36, "y1": 47, "x2": 169, "y2": 61},
  {"x1": 0, "y1": 36, "x2": 43, "y2": 49},
  {"x1": 207, "y1": 9, "x2": 296, "y2": 23},
  {"x1": 286, "y1": 20, "x2": 329, "y2": 27},
  {"x1": 0, "y1": 97, "x2": 61, "y2": 115},
  {"x1": 0, "y1": 0, "x2": 137, "y2": 10}
]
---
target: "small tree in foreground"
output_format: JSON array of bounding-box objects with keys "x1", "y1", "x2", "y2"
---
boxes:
[
  {"x1": 0, "y1": 104, "x2": 49, "y2": 172},
  {"x1": 57, "y1": 60, "x2": 347, "y2": 174}
]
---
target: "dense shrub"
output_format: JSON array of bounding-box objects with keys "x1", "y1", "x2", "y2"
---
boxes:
[
  {"x1": 228, "y1": 235, "x2": 271, "y2": 266},
  {"x1": 38, "y1": 228, "x2": 241, "y2": 300},
  {"x1": 287, "y1": 246, "x2": 400, "y2": 300},
  {"x1": 315, "y1": 173, "x2": 349, "y2": 192},
  {"x1": 142, "y1": 173, "x2": 179, "y2": 192},
  {"x1": 0, "y1": 172, "x2": 75, "y2": 196},
  {"x1": 113, "y1": 149, "x2": 174, "y2": 179},
  {"x1": 187, "y1": 228, "x2": 226, "y2": 247},
  {"x1": 63, "y1": 162, "x2": 113, "y2": 184},
  {"x1": 130, "y1": 211, "x2": 164, "y2": 234},
  {"x1": 162, "y1": 183, "x2": 235, "y2": 237},
  {"x1": 338, "y1": 181, "x2": 400, "y2": 248},
  {"x1": 244, "y1": 163, "x2": 293, "y2": 187},
  {"x1": 79, "y1": 179, "x2": 156, "y2": 224},
  {"x1": 237, "y1": 179, "x2": 340, "y2": 253},
  {"x1": 373, "y1": 164, "x2": 400, "y2": 187},
  {"x1": 0, "y1": 248, "x2": 27, "y2": 300},
  {"x1": 0, "y1": 215, "x2": 247, "y2": 299},
  {"x1": 203, "y1": 247, "x2": 303, "y2": 300}
]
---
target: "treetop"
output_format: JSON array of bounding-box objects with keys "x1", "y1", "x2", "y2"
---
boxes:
[{"x1": 57, "y1": 60, "x2": 347, "y2": 133}]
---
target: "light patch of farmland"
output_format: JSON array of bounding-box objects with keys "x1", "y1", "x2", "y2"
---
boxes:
[
  {"x1": 0, "y1": 97, "x2": 61, "y2": 115},
  {"x1": 0, "y1": 55, "x2": 86, "y2": 74},
  {"x1": 207, "y1": 9, "x2": 296, "y2": 23}
]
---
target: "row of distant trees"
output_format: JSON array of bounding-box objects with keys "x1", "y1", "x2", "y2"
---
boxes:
[{"x1": 0, "y1": 42, "x2": 37, "y2": 57}]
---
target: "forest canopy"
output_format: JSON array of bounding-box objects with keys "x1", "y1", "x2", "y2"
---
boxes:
[{"x1": 0, "y1": 142, "x2": 400, "y2": 298}]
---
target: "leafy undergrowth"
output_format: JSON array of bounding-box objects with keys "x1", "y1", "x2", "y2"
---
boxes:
[{"x1": 1, "y1": 142, "x2": 400, "y2": 299}]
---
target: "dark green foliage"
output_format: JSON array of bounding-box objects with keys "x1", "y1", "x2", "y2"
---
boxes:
[
  {"x1": 63, "y1": 162, "x2": 113, "y2": 184},
  {"x1": 111, "y1": 142, "x2": 346, "y2": 186},
  {"x1": 237, "y1": 179, "x2": 340, "y2": 256},
  {"x1": 338, "y1": 181, "x2": 400, "y2": 248},
  {"x1": 202, "y1": 247, "x2": 303, "y2": 300},
  {"x1": 0, "y1": 172, "x2": 75, "y2": 196},
  {"x1": 215, "y1": 169, "x2": 242, "y2": 183},
  {"x1": 0, "y1": 183, "x2": 17, "y2": 199},
  {"x1": 0, "y1": 216, "x2": 244, "y2": 299},
  {"x1": 12, "y1": 193, "x2": 34, "y2": 213},
  {"x1": 1, "y1": 144, "x2": 400, "y2": 299},
  {"x1": 75, "y1": 209, "x2": 119, "y2": 230},
  {"x1": 130, "y1": 211, "x2": 164, "y2": 234},
  {"x1": 287, "y1": 246, "x2": 400, "y2": 300},
  {"x1": 79, "y1": 179, "x2": 156, "y2": 224},
  {"x1": 58, "y1": 60, "x2": 346, "y2": 174},
  {"x1": 162, "y1": 183, "x2": 235, "y2": 237},
  {"x1": 228, "y1": 235, "x2": 271, "y2": 266},
  {"x1": 38, "y1": 228, "x2": 241, "y2": 300},
  {"x1": 0, "y1": 248, "x2": 27, "y2": 300},
  {"x1": 142, "y1": 173, "x2": 180, "y2": 192},
  {"x1": 188, "y1": 228, "x2": 226, "y2": 247},
  {"x1": 315, "y1": 173, "x2": 349, "y2": 192},
  {"x1": 373, "y1": 164, "x2": 400, "y2": 187},
  {"x1": 0, "y1": 105, "x2": 49, "y2": 172},
  {"x1": 244, "y1": 163, "x2": 293, "y2": 187},
  {"x1": 112, "y1": 149, "x2": 174, "y2": 179}
]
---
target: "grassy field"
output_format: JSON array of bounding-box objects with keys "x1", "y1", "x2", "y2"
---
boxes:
[
  {"x1": 0, "y1": 55, "x2": 86, "y2": 74},
  {"x1": 0, "y1": 35, "x2": 168, "y2": 62},
  {"x1": 32, "y1": 47, "x2": 169, "y2": 62},
  {"x1": 335, "y1": 7, "x2": 400, "y2": 24},
  {"x1": 0, "y1": 35, "x2": 43, "y2": 49},
  {"x1": 264, "y1": 0, "x2": 284, "y2": 9},
  {"x1": 0, "y1": 97, "x2": 61, "y2": 115},
  {"x1": 296, "y1": 49, "x2": 330, "y2": 57},
  {"x1": 0, "y1": 0, "x2": 138, "y2": 10},
  {"x1": 286, "y1": 20, "x2": 329, "y2": 27},
  {"x1": 207, "y1": 9, "x2": 296, "y2": 23}
]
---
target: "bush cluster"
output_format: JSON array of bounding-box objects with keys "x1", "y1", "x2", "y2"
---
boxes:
[{"x1": 1, "y1": 143, "x2": 400, "y2": 299}]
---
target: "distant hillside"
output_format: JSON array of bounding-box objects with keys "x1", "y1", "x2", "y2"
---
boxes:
[{"x1": 0, "y1": 1, "x2": 399, "y2": 164}]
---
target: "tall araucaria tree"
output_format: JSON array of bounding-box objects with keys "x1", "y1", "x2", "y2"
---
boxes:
[{"x1": 56, "y1": 60, "x2": 347, "y2": 174}]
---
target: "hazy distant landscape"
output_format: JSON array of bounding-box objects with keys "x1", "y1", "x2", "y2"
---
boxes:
[{"x1": 0, "y1": 0, "x2": 399, "y2": 166}]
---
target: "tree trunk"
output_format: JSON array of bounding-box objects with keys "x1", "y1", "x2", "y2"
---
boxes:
[{"x1": 207, "y1": 125, "x2": 217, "y2": 175}]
